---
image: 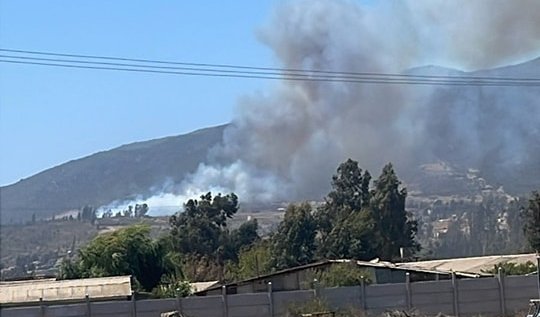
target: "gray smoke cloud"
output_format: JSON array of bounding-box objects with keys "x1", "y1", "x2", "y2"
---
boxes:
[
  {"x1": 126, "y1": 0, "x2": 540, "y2": 211},
  {"x1": 405, "y1": 0, "x2": 540, "y2": 70}
]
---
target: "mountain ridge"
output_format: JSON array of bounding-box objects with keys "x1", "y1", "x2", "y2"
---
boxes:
[
  {"x1": 0, "y1": 125, "x2": 227, "y2": 224},
  {"x1": 2, "y1": 56, "x2": 539, "y2": 224}
]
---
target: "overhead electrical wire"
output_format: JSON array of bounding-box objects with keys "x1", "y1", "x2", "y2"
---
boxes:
[
  {"x1": 3, "y1": 47, "x2": 539, "y2": 82},
  {"x1": 1, "y1": 48, "x2": 540, "y2": 86}
]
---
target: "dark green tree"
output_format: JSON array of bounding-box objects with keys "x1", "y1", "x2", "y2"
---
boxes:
[
  {"x1": 523, "y1": 191, "x2": 540, "y2": 251},
  {"x1": 225, "y1": 240, "x2": 272, "y2": 281},
  {"x1": 169, "y1": 192, "x2": 238, "y2": 258},
  {"x1": 505, "y1": 198, "x2": 527, "y2": 252},
  {"x1": 370, "y1": 163, "x2": 419, "y2": 260},
  {"x1": 58, "y1": 225, "x2": 171, "y2": 292},
  {"x1": 270, "y1": 203, "x2": 317, "y2": 270},
  {"x1": 169, "y1": 192, "x2": 259, "y2": 280},
  {"x1": 230, "y1": 219, "x2": 260, "y2": 256},
  {"x1": 315, "y1": 159, "x2": 377, "y2": 260}
]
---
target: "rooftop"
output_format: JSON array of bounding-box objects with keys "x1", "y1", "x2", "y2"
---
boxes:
[
  {"x1": 0, "y1": 275, "x2": 132, "y2": 306},
  {"x1": 398, "y1": 253, "x2": 537, "y2": 275}
]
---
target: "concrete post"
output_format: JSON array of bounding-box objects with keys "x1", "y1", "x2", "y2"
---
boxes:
[
  {"x1": 39, "y1": 297, "x2": 45, "y2": 317},
  {"x1": 131, "y1": 291, "x2": 137, "y2": 317},
  {"x1": 405, "y1": 272, "x2": 412, "y2": 310},
  {"x1": 175, "y1": 289, "x2": 183, "y2": 315},
  {"x1": 222, "y1": 285, "x2": 228, "y2": 317},
  {"x1": 497, "y1": 267, "x2": 507, "y2": 317},
  {"x1": 313, "y1": 278, "x2": 320, "y2": 298},
  {"x1": 85, "y1": 294, "x2": 91, "y2": 317},
  {"x1": 451, "y1": 272, "x2": 460, "y2": 317},
  {"x1": 267, "y1": 282, "x2": 274, "y2": 317},
  {"x1": 537, "y1": 253, "x2": 540, "y2": 299},
  {"x1": 360, "y1": 277, "x2": 367, "y2": 311}
]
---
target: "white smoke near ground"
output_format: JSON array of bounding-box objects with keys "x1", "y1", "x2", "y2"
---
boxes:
[{"x1": 103, "y1": 0, "x2": 540, "y2": 214}]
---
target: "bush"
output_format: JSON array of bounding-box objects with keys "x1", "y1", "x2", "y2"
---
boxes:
[
  {"x1": 483, "y1": 261, "x2": 537, "y2": 275},
  {"x1": 152, "y1": 274, "x2": 192, "y2": 298}
]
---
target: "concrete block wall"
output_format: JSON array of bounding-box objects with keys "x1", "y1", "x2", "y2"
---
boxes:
[{"x1": 1, "y1": 275, "x2": 537, "y2": 317}]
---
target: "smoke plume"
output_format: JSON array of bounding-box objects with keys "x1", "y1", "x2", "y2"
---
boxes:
[{"x1": 111, "y1": 0, "x2": 540, "y2": 213}]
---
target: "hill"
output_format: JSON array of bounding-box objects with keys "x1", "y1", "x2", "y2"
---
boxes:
[
  {"x1": 0, "y1": 125, "x2": 227, "y2": 224},
  {"x1": 1, "y1": 57, "x2": 539, "y2": 224}
]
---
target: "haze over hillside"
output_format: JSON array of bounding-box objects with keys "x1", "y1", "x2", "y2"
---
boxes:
[
  {"x1": 2, "y1": 1, "x2": 540, "y2": 224},
  {"x1": 0, "y1": 125, "x2": 226, "y2": 224},
  {"x1": 1, "y1": 56, "x2": 539, "y2": 225}
]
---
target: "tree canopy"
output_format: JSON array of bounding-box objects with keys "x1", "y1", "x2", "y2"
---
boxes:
[
  {"x1": 269, "y1": 202, "x2": 317, "y2": 270},
  {"x1": 316, "y1": 160, "x2": 418, "y2": 261},
  {"x1": 523, "y1": 191, "x2": 540, "y2": 251},
  {"x1": 168, "y1": 192, "x2": 260, "y2": 280},
  {"x1": 59, "y1": 225, "x2": 171, "y2": 292},
  {"x1": 59, "y1": 158, "x2": 421, "y2": 290}
]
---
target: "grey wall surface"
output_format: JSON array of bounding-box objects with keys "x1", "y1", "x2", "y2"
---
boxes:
[{"x1": 1, "y1": 275, "x2": 537, "y2": 317}]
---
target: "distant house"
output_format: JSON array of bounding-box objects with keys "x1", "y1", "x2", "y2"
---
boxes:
[
  {"x1": 0, "y1": 276, "x2": 132, "y2": 307},
  {"x1": 194, "y1": 259, "x2": 483, "y2": 296}
]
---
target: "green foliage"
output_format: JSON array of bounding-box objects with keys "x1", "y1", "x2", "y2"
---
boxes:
[
  {"x1": 59, "y1": 224, "x2": 172, "y2": 291},
  {"x1": 316, "y1": 160, "x2": 418, "y2": 262},
  {"x1": 523, "y1": 191, "x2": 540, "y2": 251},
  {"x1": 225, "y1": 240, "x2": 272, "y2": 281},
  {"x1": 151, "y1": 274, "x2": 192, "y2": 298},
  {"x1": 317, "y1": 262, "x2": 372, "y2": 287},
  {"x1": 484, "y1": 261, "x2": 537, "y2": 276},
  {"x1": 370, "y1": 163, "x2": 419, "y2": 260},
  {"x1": 269, "y1": 203, "x2": 317, "y2": 270},
  {"x1": 230, "y1": 219, "x2": 260, "y2": 256},
  {"x1": 180, "y1": 255, "x2": 223, "y2": 282},
  {"x1": 168, "y1": 192, "x2": 260, "y2": 280},
  {"x1": 169, "y1": 192, "x2": 238, "y2": 257}
]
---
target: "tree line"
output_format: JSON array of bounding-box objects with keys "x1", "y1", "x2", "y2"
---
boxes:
[{"x1": 58, "y1": 158, "x2": 540, "y2": 297}]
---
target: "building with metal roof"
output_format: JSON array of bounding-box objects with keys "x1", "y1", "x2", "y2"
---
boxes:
[
  {"x1": 0, "y1": 275, "x2": 132, "y2": 307},
  {"x1": 397, "y1": 253, "x2": 537, "y2": 275},
  {"x1": 194, "y1": 259, "x2": 484, "y2": 296}
]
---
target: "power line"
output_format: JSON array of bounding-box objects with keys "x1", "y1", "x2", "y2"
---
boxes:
[
  {"x1": 3, "y1": 58, "x2": 540, "y2": 87},
  {"x1": 3, "y1": 47, "x2": 539, "y2": 82},
  {"x1": 1, "y1": 48, "x2": 540, "y2": 86},
  {"x1": 4, "y1": 54, "x2": 540, "y2": 86}
]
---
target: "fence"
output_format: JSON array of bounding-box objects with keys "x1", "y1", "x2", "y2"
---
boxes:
[{"x1": 1, "y1": 274, "x2": 538, "y2": 317}]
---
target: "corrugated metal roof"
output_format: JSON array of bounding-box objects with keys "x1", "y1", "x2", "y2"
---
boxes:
[
  {"x1": 0, "y1": 275, "x2": 132, "y2": 305},
  {"x1": 190, "y1": 281, "x2": 220, "y2": 293},
  {"x1": 397, "y1": 253, "x2": 537, "y2": 275},
  {"x1": 196, "y1": 258, "x2": 483, "y2": 294},
  {"x1": 334, "y1": 259, "x2": 485, "y2": 278}
]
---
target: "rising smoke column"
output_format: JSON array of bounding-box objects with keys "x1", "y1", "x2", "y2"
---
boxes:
[
  {"x1": 181, "y1": 0, "x2": 423, "y2": 202},
  {"x1": 124, "y1": 0, "x2": 540, "y2": 212}
]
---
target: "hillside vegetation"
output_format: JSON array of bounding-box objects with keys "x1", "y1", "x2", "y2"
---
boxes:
[{"x1": 0, "y1": 125, "x2": 226, "y2": 224}]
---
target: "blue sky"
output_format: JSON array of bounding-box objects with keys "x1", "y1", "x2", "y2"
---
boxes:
[{"x1": 0, "y1": 1, "x2": 279, "y2": 185}]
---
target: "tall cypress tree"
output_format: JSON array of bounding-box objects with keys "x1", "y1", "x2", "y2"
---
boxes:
[
  {"x1": 315, "y1": 159, "x2": 377, "y2": 260},
  {"x1": 370, "y1": 163, "x2": 419, "y2": 261},
  {"x1": 523, "y1": 191, "x2": 540, "y2": 251},
  {"x1": 270, "y1": 203, "x2": 317, "y2": 270}
]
